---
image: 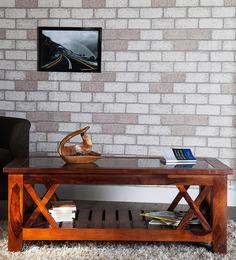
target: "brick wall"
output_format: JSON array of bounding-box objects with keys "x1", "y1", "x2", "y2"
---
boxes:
[{"x1": 0, "y1": 1, "x2": 235, "y2": 187}]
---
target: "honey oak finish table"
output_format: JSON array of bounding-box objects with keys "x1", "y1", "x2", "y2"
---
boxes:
[{"x1": 4, "y1": 157, "x2": 233, "y2": 253}]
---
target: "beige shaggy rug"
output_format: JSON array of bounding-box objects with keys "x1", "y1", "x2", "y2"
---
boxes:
[{"x1": 0, "y1": 221, "x2": 236, "y2": 260}]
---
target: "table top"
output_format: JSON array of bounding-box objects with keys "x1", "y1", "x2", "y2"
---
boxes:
[{"x1": 3, "y1": 156, "x2": 233, "y2": 176}]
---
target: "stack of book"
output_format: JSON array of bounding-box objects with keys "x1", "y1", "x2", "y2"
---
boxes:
[
  {"x1": 49, "y1": 200, "x2": 76, "y2": 223},
  {"x1": 140, "y1": 210, "x2": 199, "y2": 226}
]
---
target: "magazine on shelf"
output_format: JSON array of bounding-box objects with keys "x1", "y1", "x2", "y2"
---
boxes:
[
  {"x1": 160, "y1": 147, "x2": 197, "y2": 165},
  {"x1": 49, "y1": 200, "x2": 76, "y2": 223}
]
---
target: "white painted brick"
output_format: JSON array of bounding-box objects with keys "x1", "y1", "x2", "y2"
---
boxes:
[
  {"x1": 174, "y1": 83, "x2": 196, "y2": 93},
  {"x1": 200, "y1": 0, "x2": 224, "y2": 6},
  {"x1": 27, "y1": 92, "x2": 47, "y2": 101},
  {"x1": 50, "y1": 8, "x2": 70, "y2": 18},
  {"x1": 198, "y1": 62, "x2": 221, "y2": 72},
  {"x1": 107, "y1": 0, "x2": 128, "y2": 7},
  {"x1": 196, "y1": 126, "x2": 219, "y2": 136},
  {"x1": 70, "y1": 92, "x2": 91, "y2": 102},
  {"x1": 103, "y1": 51, "x2": 115, "y2": 61},
  {"x1": 31, "y1": 133, "x2": 47, "y2": 142},
  {"x1": 140, "y1": 30, "x2": 163, "y2": 40},
  {"x1": 125, "y1": 145, "x2": 147, "y2": 156},
  {"x1": 0, "y1": 40, "x2": 14, "y2": 49},
  {"x1": 104, "y1": 104, "x2": 125, "y2": 113},
  {"x1": 152, "y1": 62, "x2": 173, "y2": 72},
  {"x1": 82, "y1": 103, "x2": 103, "y2": 112},
  {"x1": 128, "y1": 19, "x2": 151, "y2": 29},
  {"x1": 222, "y1": 62, "x2": 236, "y2": 72},
  {"x1": 16, "y1": 40, "x2": 36, "y2": 50},
  {"x1": 0, "y1": 19, "x2": 15, "y2": 28},
  {"x1": 186, "y1": 94, "x2": 208, "y2": 104},
  {"x1": 208, "y1": 138, "x2": 231, "y2": 148},
  {"x1": 150, "y1": 104, "x2": 172, "y2": 114},
  {"x1": 188, "y1": 7, "x2": 211, "y2": 17},
  {"x1": 27, "y1": 51, "x2": 37, "y2": 61},
  {"x1": 198, "y1": 41, "x2": 222, "y2": 50},
  {"x1": 186, "y1": 52, "x2": 209, "y2": 61},
  {"x1": 60, "y1": 19, "x2": 82, "y2": 27},
  {"x1": 116, "y1": 72, "x2": 138, "y2": 82},
  {"x1": 186, "y1": 73, "x2": 209, "y2": 83},
  {"x1": 162, "y1": 52, "x2": 185, "y2": 61},
  {"x1": 5, "y1": 8, "x2": 26, "y2": 18},
  {"x1": 183, "y1": 137, "x2": 206, "y2": 146},
  {"x1": 129, "y1": 0, "x2": 151, "y2": 7},
  {"x1": 92, "y1": 134, "x2": 113, "y2": 144},
  {"x1": 116, "y1": 51, "x2": 138, "y2": 61},
  {"x1": 140, "y1": 52, "x2": 162, "y2": 61},
  {"x1": 220, "y1": 127, "x2": 236, "y2": 137},
  {"x1": 83, "y1": 19, "x2": 105, "y2": 28},
  {"x1": 0, "y1": 0, "x2": 15, "y2": 7},
  {"x1": 49, "y1": 92, "x2": 69, "y2": 101},
  {"x1": 138, "y1": 115, "x2": 160, "y2": 124},
  {"x1": 38, "y1": 0, "x2": 59, "y2": 7},
  {"x1": 5, "y1": 71, "x2": 25, "y2": 80},
  {"x1": 176, "y1": 19, "x2": 198, "y2": 28},
  {"x1": 199, "y1": 19, "x2": 223, "y2": 28},
  {"x1": 128, "y1": 62, "x2": 149, "y2": 71},
  {"x1": 138, "y1": 93, "x2": 160, "y2": 103},
  {"x1": 17, "y1": 19, "x2": 37, "y2": 29},
  {"x1": 127, "y1": 104, "x2": 148, "y2": 113},
  {"x1": 6, "y1": 50, "x2": 26, "y2": 60},
  {"x1": 61, "y1": 0, "x2": 82, "y2": 7},
  {"x1": 6, "y1": 30, "x2": 27, "y2": 39},
  {"x1": 93, "y1": 93, "x2": 114, "y2": 103},
  {"x1": 149, "y1": 125, "x2": 171, "y2": 135},
  {"x1": 151, "y1": 41, "x2": 173, "y2": 51},
  {"x1": 0, "y1": 101, "x2": 15, "y2": 110},
  {"x1": 116, "y1": 93, "x2": 137, "y2": 102},
  {"x1": 71, "y1": 113, "x2": 92, "y2": 123},
  {"x1": 197, "y1": 105, "x2": 220, "y2": 115},
  {"x1": 118, "y1": 8, "x2": 139, "y2": 18},
  {"x1": 5, "y1": 91, "x2": 25, "y2": 101},
  {"x1": 0, "y1": 80, "x2": 15, "y2": 90},
  {"x1": 16, "y1": 61, "x2": 36, "y2": 70},
  {"x1": 210, "y1": 73, "x2": 233, "y2": 83},
  {"x1": 211, "y1": 52, "x2": 234, "y2": 61},
  {"x1": 176, "y1": 0, "x2": 199, "y2": 6},
  {"x1": 212, "y1": 7, "x2": 235, "y2": 17},
  {"x1": 160, "y1": 136, "x2": 182, "y2": 146},
  {"x1": 223, "y1": 41, "x2": 236, "y2": 51},
  {"x1": 105, "y1": 62, "x2": 127, "y2": 71},
  {"x1": 106, "y1": 19, "x2": 128, "y2": 29},
  {"x1": 162, "y1": 94, "x2": 184, "y2": 104},
  {"x1": 126, "y1": 125, "x2": 148, "y2": 134},
  {"x1": 174, "y1": 62, "x2": 197, "y2": 72},
  {"x1": 38, "y1": 102, "x2": 58, "y2": 111},
  {"x1": 58, "y1": 123, "x2": 78, "y2": 132},
  {"x1": 195, "y1": 147, "x2": 219, "y2": 157},
  {"x1": 49, "y1": 72, "x2": 70, "y2": 81},
  {"x1": 16, "y1": 102, "x2": 36, "y2": 111},
  {"x1": 95, "y1": 8, "x2": 116, "y2": 18},
  {"x1": 197, "y1": 84, "x2": 220, "y2": 93},
  {"x1": 212, "y1": 30, "x2": 235, "y2": 40},
  {"x1": 114, "y1": 135, "x2": 135, "y2": 144},
  {"x1": 137, "y1": 136, "x2": 159, "y2": 145},
  {"x1": 127, "y1": 83, "x2": 149, "y2": 93},
  {"x1": 219, "y1": 148, "x2": 236, "y2": 159},
  {"x1": 37, "y1": 143, "x2": 58, "y2": 152},
  {"x1": 38, "y1": 81, "x2": 59, "y2": 91},
  {"x1": 72, "y1": 9, "x2": 93, "y2": 18},
  {"x1": 28, "y1": 8, "x2": 48, "y2": 18},
  {"x1": 139, "y1": 73, "x2": 161, "y2": 82},
  {"x1": 209, "y1": 116, "x2": 232, "y2": 126},
  {"x1": 71, "y1": 73, "x2": 92, "y2": 81},
  {"x1": 140, "y1": 8, "x2": 162, "y2": 18},
  {"x1": 38, "y1": 19, "x2": 60, "y2": 27},
  {"x1": 152, "y1": 19, "x2": 174, "y2": 29},
  {"x1": 224, "y1": 18, "x2": 236, "y2": 28},
  {"x1": 60, "y1": 82, "x2": 81, "y2": 91},
  {"x1": 103, "y1": 145, "x2": 125, "y2": 155},
  {"x1": 173, "y1": 104, "x2": 196, "y2": 114},
  {"x1": 104, "y1": 82, "x2": 126, "y2": 92},
  {"x1": 0, "y1": 60, "x2": 15, "y2": 70},
  {"x1": 164, "y1": 8, "x2": 186, "y2": 17},
  {"x1": 59, "y1": 102, "x2": 80, "y2": 112},
  {"x1": 209, "y1": 94, "x2": 232, "y2": 105}
]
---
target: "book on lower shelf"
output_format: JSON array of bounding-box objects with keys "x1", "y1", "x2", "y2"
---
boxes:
[
  {"x1": 140, "y1": 210, "x2": 199, "y2": 227},
  {"x1": 160, "y1": 147, "x2": 197, "y2": 165},
  {"x1": 49, "y1": 200, "x2": 76, "y2": 223}
]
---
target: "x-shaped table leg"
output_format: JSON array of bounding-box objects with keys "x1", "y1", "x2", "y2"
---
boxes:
[
  {"x1": 24, "y1": 184, "x2": 59, "y2": 228},
  {"x1": 167, "y1": 185, "x2": 190, "y2": 211},
  {"x1": 176, "y1": 185, "x2": 211, "y2": 232}
]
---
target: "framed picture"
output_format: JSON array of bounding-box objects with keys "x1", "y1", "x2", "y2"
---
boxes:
[{"x1": 38, "y1": 27, "x2": 102, "y2": 72}]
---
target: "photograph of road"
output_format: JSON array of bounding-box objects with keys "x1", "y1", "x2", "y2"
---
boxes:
[{"x1": 38, "y1": 27, "x2": 101, "y2": 72}]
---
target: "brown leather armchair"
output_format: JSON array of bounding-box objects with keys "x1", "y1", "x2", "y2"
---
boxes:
[{"x1": 0, "y1": 116, "x2": 30, "y2": 200}]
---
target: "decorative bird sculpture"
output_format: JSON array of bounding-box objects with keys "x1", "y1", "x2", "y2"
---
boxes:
[{"x1": 74, "y1": 132, "x2": 92, "y2": 154}]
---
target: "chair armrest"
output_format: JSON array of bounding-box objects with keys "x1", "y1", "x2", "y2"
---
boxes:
[{"x1": 8, "y1": 119, "x2": 31, "y2": 158}]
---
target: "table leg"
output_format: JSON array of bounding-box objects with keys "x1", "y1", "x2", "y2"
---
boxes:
[
  {"x1": 212, "y1": 176, "x2": 227, "y2": 254},
  {"x1": 8, "y1": 174, "x2": 23, "y2": 252}
]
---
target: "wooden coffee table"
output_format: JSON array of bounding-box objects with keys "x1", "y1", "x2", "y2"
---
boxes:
[{"x1": 4, "y1": 157, "x2": 232, "y2": 253}]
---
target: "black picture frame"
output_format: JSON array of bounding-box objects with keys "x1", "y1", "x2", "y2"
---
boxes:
[{"x1": 38, "y1": 27, "x2": 102, "y2": 73}]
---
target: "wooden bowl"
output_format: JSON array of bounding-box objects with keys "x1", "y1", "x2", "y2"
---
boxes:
[{"x1": 58, "y1": 126, "x2": 102, "y2": 164}]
